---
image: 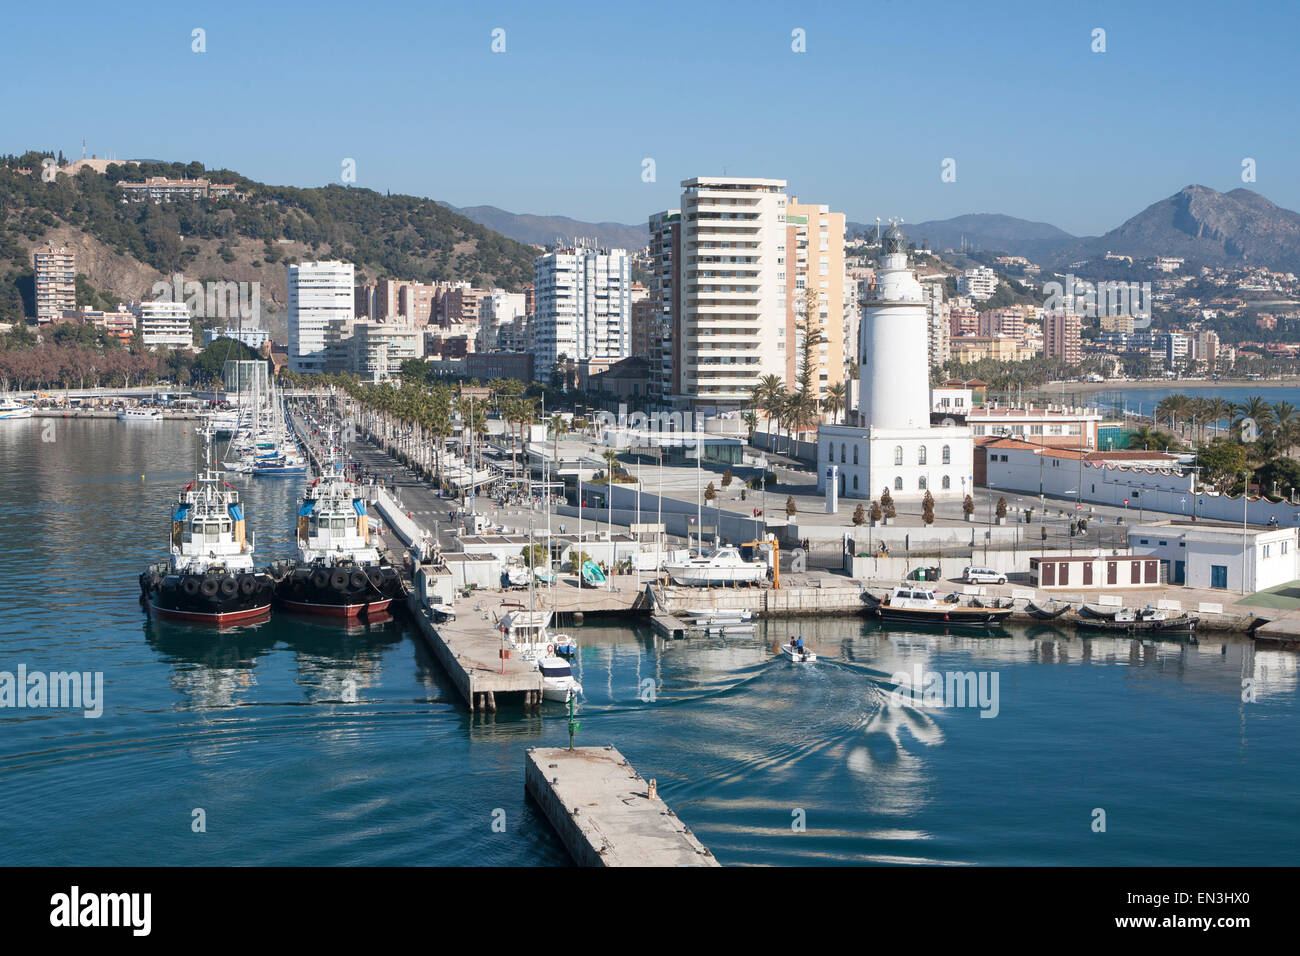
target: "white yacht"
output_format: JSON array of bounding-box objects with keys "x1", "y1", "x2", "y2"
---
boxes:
[
  {"x1": 665, "y1": 546, "x2": 768, "y2": 587},
  {"x1": 118, "y1": 407, "x2": 164, "y2": 422},
  {"x1": 0, "y1": 396, "x2": 33, "y2": 420}
]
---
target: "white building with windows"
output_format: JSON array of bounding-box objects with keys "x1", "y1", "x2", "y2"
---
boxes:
[
  {"x1": 533, "y1": 245, "x2": 629, "y2": 379},
  {"x1": 957, "y1": 266, "x2": 999, "y2": 300},
  {"x1": 130, "y1": 299, "x2": 193, "y2": 350},
  {"x1": 1129, "y1": 521, "x2": 1299, "y2": 593},
  {"x1": 288, "y1": 260, "x2": 354, "y2": 374},
  {"x1": 817, "y1": 224, "x2": 973, "y2": 500}
]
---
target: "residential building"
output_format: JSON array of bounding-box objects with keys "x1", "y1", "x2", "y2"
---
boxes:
[
  {"x1": 948, "y1": 305, "x2": 978, "y2": 338},
  {"x1": 202, "y1": 326, "x2": 269, "y2": 350},
  {"x1": 1043, "y1": 311, "x2": 1082, "y2": 365},
  {"x1": 33, "y1": 244, "x2": 76, "y2": 323},
  {"x1": 130, "y1": 299, "x2": 194, "y2": 350},
  {"x1": 477, "y1": 289, "x2": 527, "y2": 351},
  {"x1": 679, "y1": 176, "x2": 788, "y2": 411},
  {"x1": 919, "y1": 276, "x2": 948, "y2": 369},
  {"x1": 118, "y1": 177, "x2": 239, "y2": 202},
  {"x1": 532, "y1": 244, "x2": 630, "y2": 380},
  {"x1": 783, "y1": 197, "x2": 846, "y2": 401},
  {"x1": 647, "y1": 209, "x2": 682, "y2": 405},
  {"x1": 957, "y1": 266, "x2": 999, "y2": 300},
  {"x1": 83, "y1": 309, "x2": 136, "y2": 343},
  {"x1": 348, "y1": 319, "x2": 424, "y2": 381},
  {"x1": 288, "y1": 260, "x2": 354, "y2": 374},
  {"x1": 1163, "y1": 331, "x2": 1191, "y2": 368}
]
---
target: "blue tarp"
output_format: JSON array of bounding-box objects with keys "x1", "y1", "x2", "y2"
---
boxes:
[
  {"x1": 227, "y1": 503, "x2": 244, "y2": 521},
  {"x1": 352, "y1": 499, "x2": 366, "y2": 516},
  {"x1": 172, "y1": 504, "x2": 189, "y2": 522},
  {"x1": 298, "y1": 500, "x2": 316, "y2": 517}
]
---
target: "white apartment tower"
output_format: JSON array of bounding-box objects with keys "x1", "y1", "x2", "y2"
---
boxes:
[
  {"x1": 533, "y1": 245, "x2": 629, "y2": 378},
  {"x1": 288, "y1": 261, "x2": 355, "y2": 374},
  {"x1": 679, "y1": 177, "x2": 788, "y2": 411}
]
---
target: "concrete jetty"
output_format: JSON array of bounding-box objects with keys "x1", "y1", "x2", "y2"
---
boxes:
[
  {"x1": 525, "y1": 746, "x2": 718, "y2": 867},
  {"x1": 406, "y1": 590, "x2": 543, "y2": 711}
]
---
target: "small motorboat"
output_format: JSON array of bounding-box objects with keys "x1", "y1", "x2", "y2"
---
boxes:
[
  {"x1": 781, "y1": 641, "x2": 816, "y2": 663},
  {"x1": 682, "y1": 608, "x2": 754, "y2": 624},
  {"x1": 665, "y1": 546, "x2": 768, "y2": 587},
  {"x1": 430, "y1": 603, "x2": 456, "y2": 622},
  {"x1": 550, "y1": 633, "x2": 578, "y2": 656},
  {"x1": 579, "y1": 560, "x2": 606, "y2": 588},
  {"x1": 1075, "y1": 607, "x2": 1200, "y2": 634},
  {"x1": 534, "y1": 567, "x2": 557, "y2": 585},
  {"x1": 694, "y1": 622, "x2": 756, "y2": 636},
  {"x1": 538, "y1": 656, "x2": 583, "y2": 702},
  {"x1": 875, "y1": 584, "x2": 1014, "y2": 627},
  {"x1": 1026, "y1": 600, "x2": 1072, "y2": 620}
]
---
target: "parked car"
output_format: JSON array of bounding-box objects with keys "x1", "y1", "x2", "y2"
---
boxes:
[{"x1": 963, "y1": 566, "x2": 1007, "y2": 584}]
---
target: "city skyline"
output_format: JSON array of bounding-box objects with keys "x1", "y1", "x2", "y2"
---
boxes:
[{"x1": 6, "y1": 0, "x2": 1300, "y2": 236}]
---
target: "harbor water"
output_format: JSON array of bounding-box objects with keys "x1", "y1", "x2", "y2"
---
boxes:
[{"x1": 1, "y1": 420, "x2": 1297, "y2": 866}]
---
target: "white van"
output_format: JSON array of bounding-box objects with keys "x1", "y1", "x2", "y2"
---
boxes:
[{"x1": 963, "y1": 566, "x2": 1007, "y2": 584}]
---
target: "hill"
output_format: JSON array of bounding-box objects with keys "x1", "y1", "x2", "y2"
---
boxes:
[
  {"x1": 1050, "y1": 185, "x2": 1300, "y2": 272},
  {"x1": 440, "y1": 202, "x2": 648, "y2": 251},
  {"x1": 849, "y1": 212, "x2": 1078, "y2": 260},
  {"x1": 0, "y1": 152, "x2": 540, "y2": 337}
]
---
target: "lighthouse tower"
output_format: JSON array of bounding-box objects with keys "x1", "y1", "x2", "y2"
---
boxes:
[
  {"x1": 816, "y1": 221, "x2": 972, "y2": 501},
  {"x1": 859, "y1": 223, "x2": 931, "y2": 430}
]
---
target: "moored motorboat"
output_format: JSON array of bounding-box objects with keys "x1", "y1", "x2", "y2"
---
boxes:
[
  {"x1": 119, "y1": 407, "x2": 163, "y2": 423},
  {"x1": 665, "y1": 546, "x2": 768, "y2": 587},
  {"x1": 1075, "y1": 607, "x2": 1199, "y2": 633},
  {"x1": 139, "y1": 462, "x2": 275, "y2": 625},
  {"x1": 0, "y1": 396, "x2": 33, "y2": 420},
  {"x1": 1078, "y1": 603, "x2": 1119, "y2": 620},
  {"x1": 875, "y1": 584, "x2": 1014, "y2": 627}
]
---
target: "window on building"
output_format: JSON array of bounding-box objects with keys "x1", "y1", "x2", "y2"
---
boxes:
[
  {"x1": 894, "y1": 446, "x2": 903, "y2": 466},
  {"x1": 1283, "y1": 541, "x2": 1290, "y2": 555},
  {"x1": 919, "y1": 476, "x2": 927, "y2": 490},
  {"x1": 853, "y1": 445, "x2": 859, "y2": 465},
  {"x1": 918, "y1": 446, "x2": 927, "y2": 465},
  {"x1": 894, "y1": 477, "x2": 903, "y2": 490},
  {"x1": 942, "y1": 475, "x2": 951, "y2": 490},
  {"x1": 942, "y1": 445, "x2": 951, "y2": 464},
  {"x1": 853, "y1": 475, "x2": 859, "y2": 490},
  {"x1": 841, "y1": 444, "x2": 846, "y2": 463},
  {"x1": 1263, "y1": 544, "x2": 1272, "y2": 558}
]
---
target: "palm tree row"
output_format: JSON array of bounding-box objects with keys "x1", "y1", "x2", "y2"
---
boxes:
[{"x1": 1152, "y1": 392, "x2": 1300, "y2": 458}]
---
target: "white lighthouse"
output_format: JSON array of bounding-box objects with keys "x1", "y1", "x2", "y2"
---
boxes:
[{"x1": 817, "y1": 222, "x2": 971, "y2": 500}]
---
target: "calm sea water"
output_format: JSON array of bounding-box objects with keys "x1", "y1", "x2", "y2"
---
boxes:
[
  {"x1": 1092, "y1": 386, "x2": 1300, "y2": 419},
  {"x1": 1, "y1": 419, "x2": 1298, "y2": 866}
]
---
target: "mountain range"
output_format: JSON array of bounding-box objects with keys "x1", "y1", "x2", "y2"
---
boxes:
[{"x1": 456, "y1": 185, "x2": 1300, "y2": 275}]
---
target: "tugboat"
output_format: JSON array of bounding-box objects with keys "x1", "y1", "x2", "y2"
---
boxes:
[
  {"x1": 139, "y1": 461, "x2": 275, "y2": 625},
  {"x1": 273, "y1": 466, "x2": 402, "y2": 618}
]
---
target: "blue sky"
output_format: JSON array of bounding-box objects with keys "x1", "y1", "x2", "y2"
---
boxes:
[{"x1": 5, "y1": 0, "x2": 1298, "y2": 235}]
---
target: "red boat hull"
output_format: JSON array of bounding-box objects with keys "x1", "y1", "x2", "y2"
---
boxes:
[
  {"x1": 148, "y1": 599, "x2": 271, "y2": 626},
  {"x1": 278, "y1": 597, "x2": 393, "y2": 619}
]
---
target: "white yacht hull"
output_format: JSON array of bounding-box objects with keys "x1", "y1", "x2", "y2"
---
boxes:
[{"x1": 666, "y1": 566, "x2": 767, "y2": 587}]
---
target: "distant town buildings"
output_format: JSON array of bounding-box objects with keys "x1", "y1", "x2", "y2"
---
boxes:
[
  {"x1": 1042, "y1": 311, "x2": 1082, "y2": 365},
  {"x1": 117, "y1": 177, "x2": 240, "y2": 202}
]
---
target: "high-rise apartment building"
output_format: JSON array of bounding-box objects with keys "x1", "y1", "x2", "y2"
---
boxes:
[
  {"x1": 1043, "y1": 311, "x2": 1082, "y2": 366},
  {"x1": 920, "y1": 277, "x2": 949, "y2": 369},
  {"x1": 34, "y1": 244, "x2": 76, "y2": 323},
  {"x1": 532, "y1": 245, "x2": 630, "y2": 379},
  {"x1": 679, "y1": 177, "x2": 787, "y2": 411},
  {"x1": 647, "y1": 210, "x2": 682, "y2": 405},
  {"x1": 288, "y1": 260, "x2": 355, "y2": 373},
  {"x1": 478, "y1": 289, "x2": 527, "y2": 351},
  {"x1": 130, "y1": 299, "x2": 194, "y2": 350},
  {"x1": 957, "y1": 266, "x2": 999, "y2": 300},
  {"x1": 783, "y1": 198, "x2": 846, "y2": 401}
]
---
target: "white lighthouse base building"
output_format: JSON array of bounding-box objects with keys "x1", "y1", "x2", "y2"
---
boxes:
[{"x1": 817, "y1": 423, "x2": 973, "y2": 500}]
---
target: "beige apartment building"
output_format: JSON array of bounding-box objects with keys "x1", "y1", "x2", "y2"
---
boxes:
[
  {"x1": 783, "y1": 198, "x2": 846, "y2": 401},
  {"x1": 1043, "y1": 311, "x2": 1083, "y2": 365},
  {"x1": 34, "y1": 244, "x2": 76, "y2": 323}
]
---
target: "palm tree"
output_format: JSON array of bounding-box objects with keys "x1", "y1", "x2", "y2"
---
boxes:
[
  {"x1": 753, "y1": 374, "x2": 785, "y2": 452},
  {"x1": 824, "y1": 380, "x2": 847, "y2": 424},
  {"x1": 1271, "y1": 401, "x2": 1298, "y2": 454}
]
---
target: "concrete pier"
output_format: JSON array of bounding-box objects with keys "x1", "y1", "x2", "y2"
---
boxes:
[
  {"x1": 525, "y1": 746, "x2": 718, "y2": 867},
  {"x1": 406, "y1": 590, "x2": 542, "y2": 711}
]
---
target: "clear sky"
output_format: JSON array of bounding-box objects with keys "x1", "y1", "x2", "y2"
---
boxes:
[{"x1": 5, "y1": 0, "x2": 1298, "y2": 236}]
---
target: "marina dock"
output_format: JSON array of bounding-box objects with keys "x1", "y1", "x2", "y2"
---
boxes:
[
  {"x1": 406, "y1": 589, "x2": 543, "y2": 711},
  {"x1": 525, "y1": 746, "x2": 718, "y2": 866}
]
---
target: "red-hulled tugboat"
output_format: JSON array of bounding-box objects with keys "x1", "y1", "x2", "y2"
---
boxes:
[
  {"x1": 273, "y1": 465, "x2": 402, "y2": 618},
  {"x1": 139, "y1": 460, "x2": 275, "y2": 626}
]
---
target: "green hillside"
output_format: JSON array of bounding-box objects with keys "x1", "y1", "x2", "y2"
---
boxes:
[{"x1": 0, "y1": 151, "x2": 540, "y2": 325}]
